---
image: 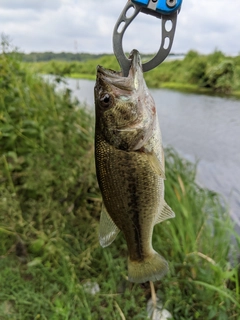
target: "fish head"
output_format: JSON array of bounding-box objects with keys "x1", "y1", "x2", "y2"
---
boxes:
[{"x1": 94, "y1": 50, "x2": 156, "y2": 151}]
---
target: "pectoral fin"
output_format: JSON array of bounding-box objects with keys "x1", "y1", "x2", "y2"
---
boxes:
[
  {"x1": 147, "y1": 152, "x2": 166, "y2": 179},
  {"x1": 155, "y1": 201, "x2": 175, "y2": 224},
  {"x1": 99, "y1": 203, "x2": 120, "y2": 247}
]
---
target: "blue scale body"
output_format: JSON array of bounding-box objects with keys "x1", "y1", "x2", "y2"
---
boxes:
[{"x1": 132, "y1": 0, "x2": 182, "y2": 15}]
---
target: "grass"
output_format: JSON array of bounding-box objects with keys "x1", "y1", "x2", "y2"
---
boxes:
[{"x1": 1, "y1": 49, "x2": 240, "y2": 319}]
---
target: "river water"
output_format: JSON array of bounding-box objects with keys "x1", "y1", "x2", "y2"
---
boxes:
[{"x1": 57, "y1": 77, "x2": 240, "y2": 229}]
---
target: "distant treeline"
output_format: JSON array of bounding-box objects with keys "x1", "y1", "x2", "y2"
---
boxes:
[
  {"x1": 18, "y1": 52, "x2": 109, "y2": 62},
  {"x1": 18, "y1": 51, "x2": 183, "y2": 62}
]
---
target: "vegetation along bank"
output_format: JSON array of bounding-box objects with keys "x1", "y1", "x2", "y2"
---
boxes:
[
  {"x1": 0, "y1": 50, "x2": 239, "y2": 319},
  {"x1": 26, "y1": 50, "x2": 240, "y2": 98}
]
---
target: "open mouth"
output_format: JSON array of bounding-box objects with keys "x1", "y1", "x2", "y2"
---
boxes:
[
  {"x1": 97, "y1": 50, "x2": 142, "y2": 91},
  {"x1": 97, "y1": 66, "x2": 133, "y2": 91}
]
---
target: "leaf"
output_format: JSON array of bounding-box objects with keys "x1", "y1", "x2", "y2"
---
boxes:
[{"x1": 27, "y1": 258, "x2": 42, "y2": 267}]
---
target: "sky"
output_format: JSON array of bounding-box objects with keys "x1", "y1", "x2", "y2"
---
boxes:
[{"x1": 0, "y1": 0, "x2": 239, "y2": 55}]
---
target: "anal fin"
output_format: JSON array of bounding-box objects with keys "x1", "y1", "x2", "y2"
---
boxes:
[
  {"x1": 99, "y1": 203, "x2": 120, "y2": 247},
  {"x1": 155, "y1": 201, "x2": 175, "y2": 224}
]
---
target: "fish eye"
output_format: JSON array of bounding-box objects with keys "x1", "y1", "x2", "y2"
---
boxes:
[{"x1": 99, "y1": 93, "x2": 112, "y2": 108}]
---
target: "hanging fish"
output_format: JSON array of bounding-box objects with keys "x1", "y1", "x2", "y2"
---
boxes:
[{"x1": 94, "y1": 49, "x2": 175, "y2": 283}]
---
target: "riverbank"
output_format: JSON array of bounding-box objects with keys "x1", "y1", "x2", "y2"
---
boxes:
[
  {"x1": 154, "y1": 82, "x2": 240, "y2": 99},
  {"x1": 70, "y1": 74, "x2": 240, "y2": 98},
  {"x1": 1, "y1": 51, "x2": 240, "y2": 319},
  {"x1": 27, "y1": 50, "x2": 240, "y2": 99}
]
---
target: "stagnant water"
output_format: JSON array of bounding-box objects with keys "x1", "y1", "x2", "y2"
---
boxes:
[{"x1": 55, "y1": 77, "x2": 240, "y2": 229}]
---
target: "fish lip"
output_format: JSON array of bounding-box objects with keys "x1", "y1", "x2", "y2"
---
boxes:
[
  {"x1": 128, "y1": 49, "x2": 142, "y2": 75},
  {"x1": 97, "y1": 49, "x2": 141, "y2": 77},
  {"x1": 96, "y1": 65, "x2": 133, "y2": 91},
  {"x1": 97, "y1": 65, "x2": 121, "y2": 78},
  {"x1": 96, "y1": 50, "x2": 143, "y2": 90}
]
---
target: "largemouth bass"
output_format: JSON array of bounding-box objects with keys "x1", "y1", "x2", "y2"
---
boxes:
[{"x1": 94, "y1": 49, "x2": 175, "y2": 283}]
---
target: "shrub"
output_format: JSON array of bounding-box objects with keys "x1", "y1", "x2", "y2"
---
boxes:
[{"x1": 205, "y1": 60, "x2": 235, "y2": 93}]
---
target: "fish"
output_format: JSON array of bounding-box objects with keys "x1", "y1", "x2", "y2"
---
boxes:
[{"x1": 94, "y1": 49, "x2": 175, "y2": 283}]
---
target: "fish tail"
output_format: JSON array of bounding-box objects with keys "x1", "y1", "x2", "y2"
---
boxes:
[{"x1": 127, "y1": 251, "x2": 169, "y2": 283}]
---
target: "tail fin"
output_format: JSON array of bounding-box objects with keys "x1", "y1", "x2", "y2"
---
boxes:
[{"x1": 128, "y1": 251, "x2": 169, "y2": 283}]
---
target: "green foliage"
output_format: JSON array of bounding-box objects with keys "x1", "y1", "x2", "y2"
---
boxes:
[
  {"x1": 0, "y1": 48, "x2": 239, "y2": 319},
  {"x1": 185, "y1": 55, "x2": 206, "y2": 85},
  {"x1": 159, "y1": 149, "x2": 240, "y2": 318},
  {"x1": 26, "y1": 49, "x2": 240, "y2": 96},
  {"x1": 28, "y1": 55, "x2": 120, "y2": 78},
  {"x1": 205, "y1": 60, "x2": 235, "y2": 93},
  {"x1": 19, "y1": 51, "x2": 164, "y2": 64},
  {"x1": 0, "y1": 48, "x2": 147, "y2": 320},
  {"x1": 16, "y1": 51, "x2": 109, "y2": 62},
  {"x1": 146, "y1": 50, "x2": 238, "y2": 94},
  {"x1": 207, "y1": 50, "x2": 225, "y2": 64}
]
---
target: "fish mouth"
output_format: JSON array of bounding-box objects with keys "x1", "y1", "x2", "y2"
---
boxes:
[
  {"x1": 97, "y1": 65, "x2": 121, "y2": 79},
  {"x1": 97, "y1": 49, "x2": 143, "y2": 91},
  {"x1": 128, "y1": 49, "x2": 142, "y2": 86}
]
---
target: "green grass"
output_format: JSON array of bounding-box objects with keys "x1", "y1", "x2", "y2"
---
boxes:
[{"x1": 1, "y1": 49, "x2": 240, "y2": 319}]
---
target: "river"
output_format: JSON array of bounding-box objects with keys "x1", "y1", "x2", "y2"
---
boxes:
[{"x1": 56, "y1": 77, "x2": 240, "y2": 229}]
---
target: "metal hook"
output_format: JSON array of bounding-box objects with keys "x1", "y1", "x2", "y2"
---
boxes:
[{"x1": 113, "y1": 1, "x2": 178, "y2": 76}]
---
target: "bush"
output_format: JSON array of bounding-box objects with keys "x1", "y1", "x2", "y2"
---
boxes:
[
  {"x1": 205, "y1": 60, "x2": 235, "y2": 93},
  {"x1": 188, "y1": 58, "x2": 208, "y2": 85}
]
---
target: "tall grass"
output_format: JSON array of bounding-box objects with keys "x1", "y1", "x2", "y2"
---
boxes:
[{"x1": 0, "y1": 49, "x2": 239, "y2": 319}]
